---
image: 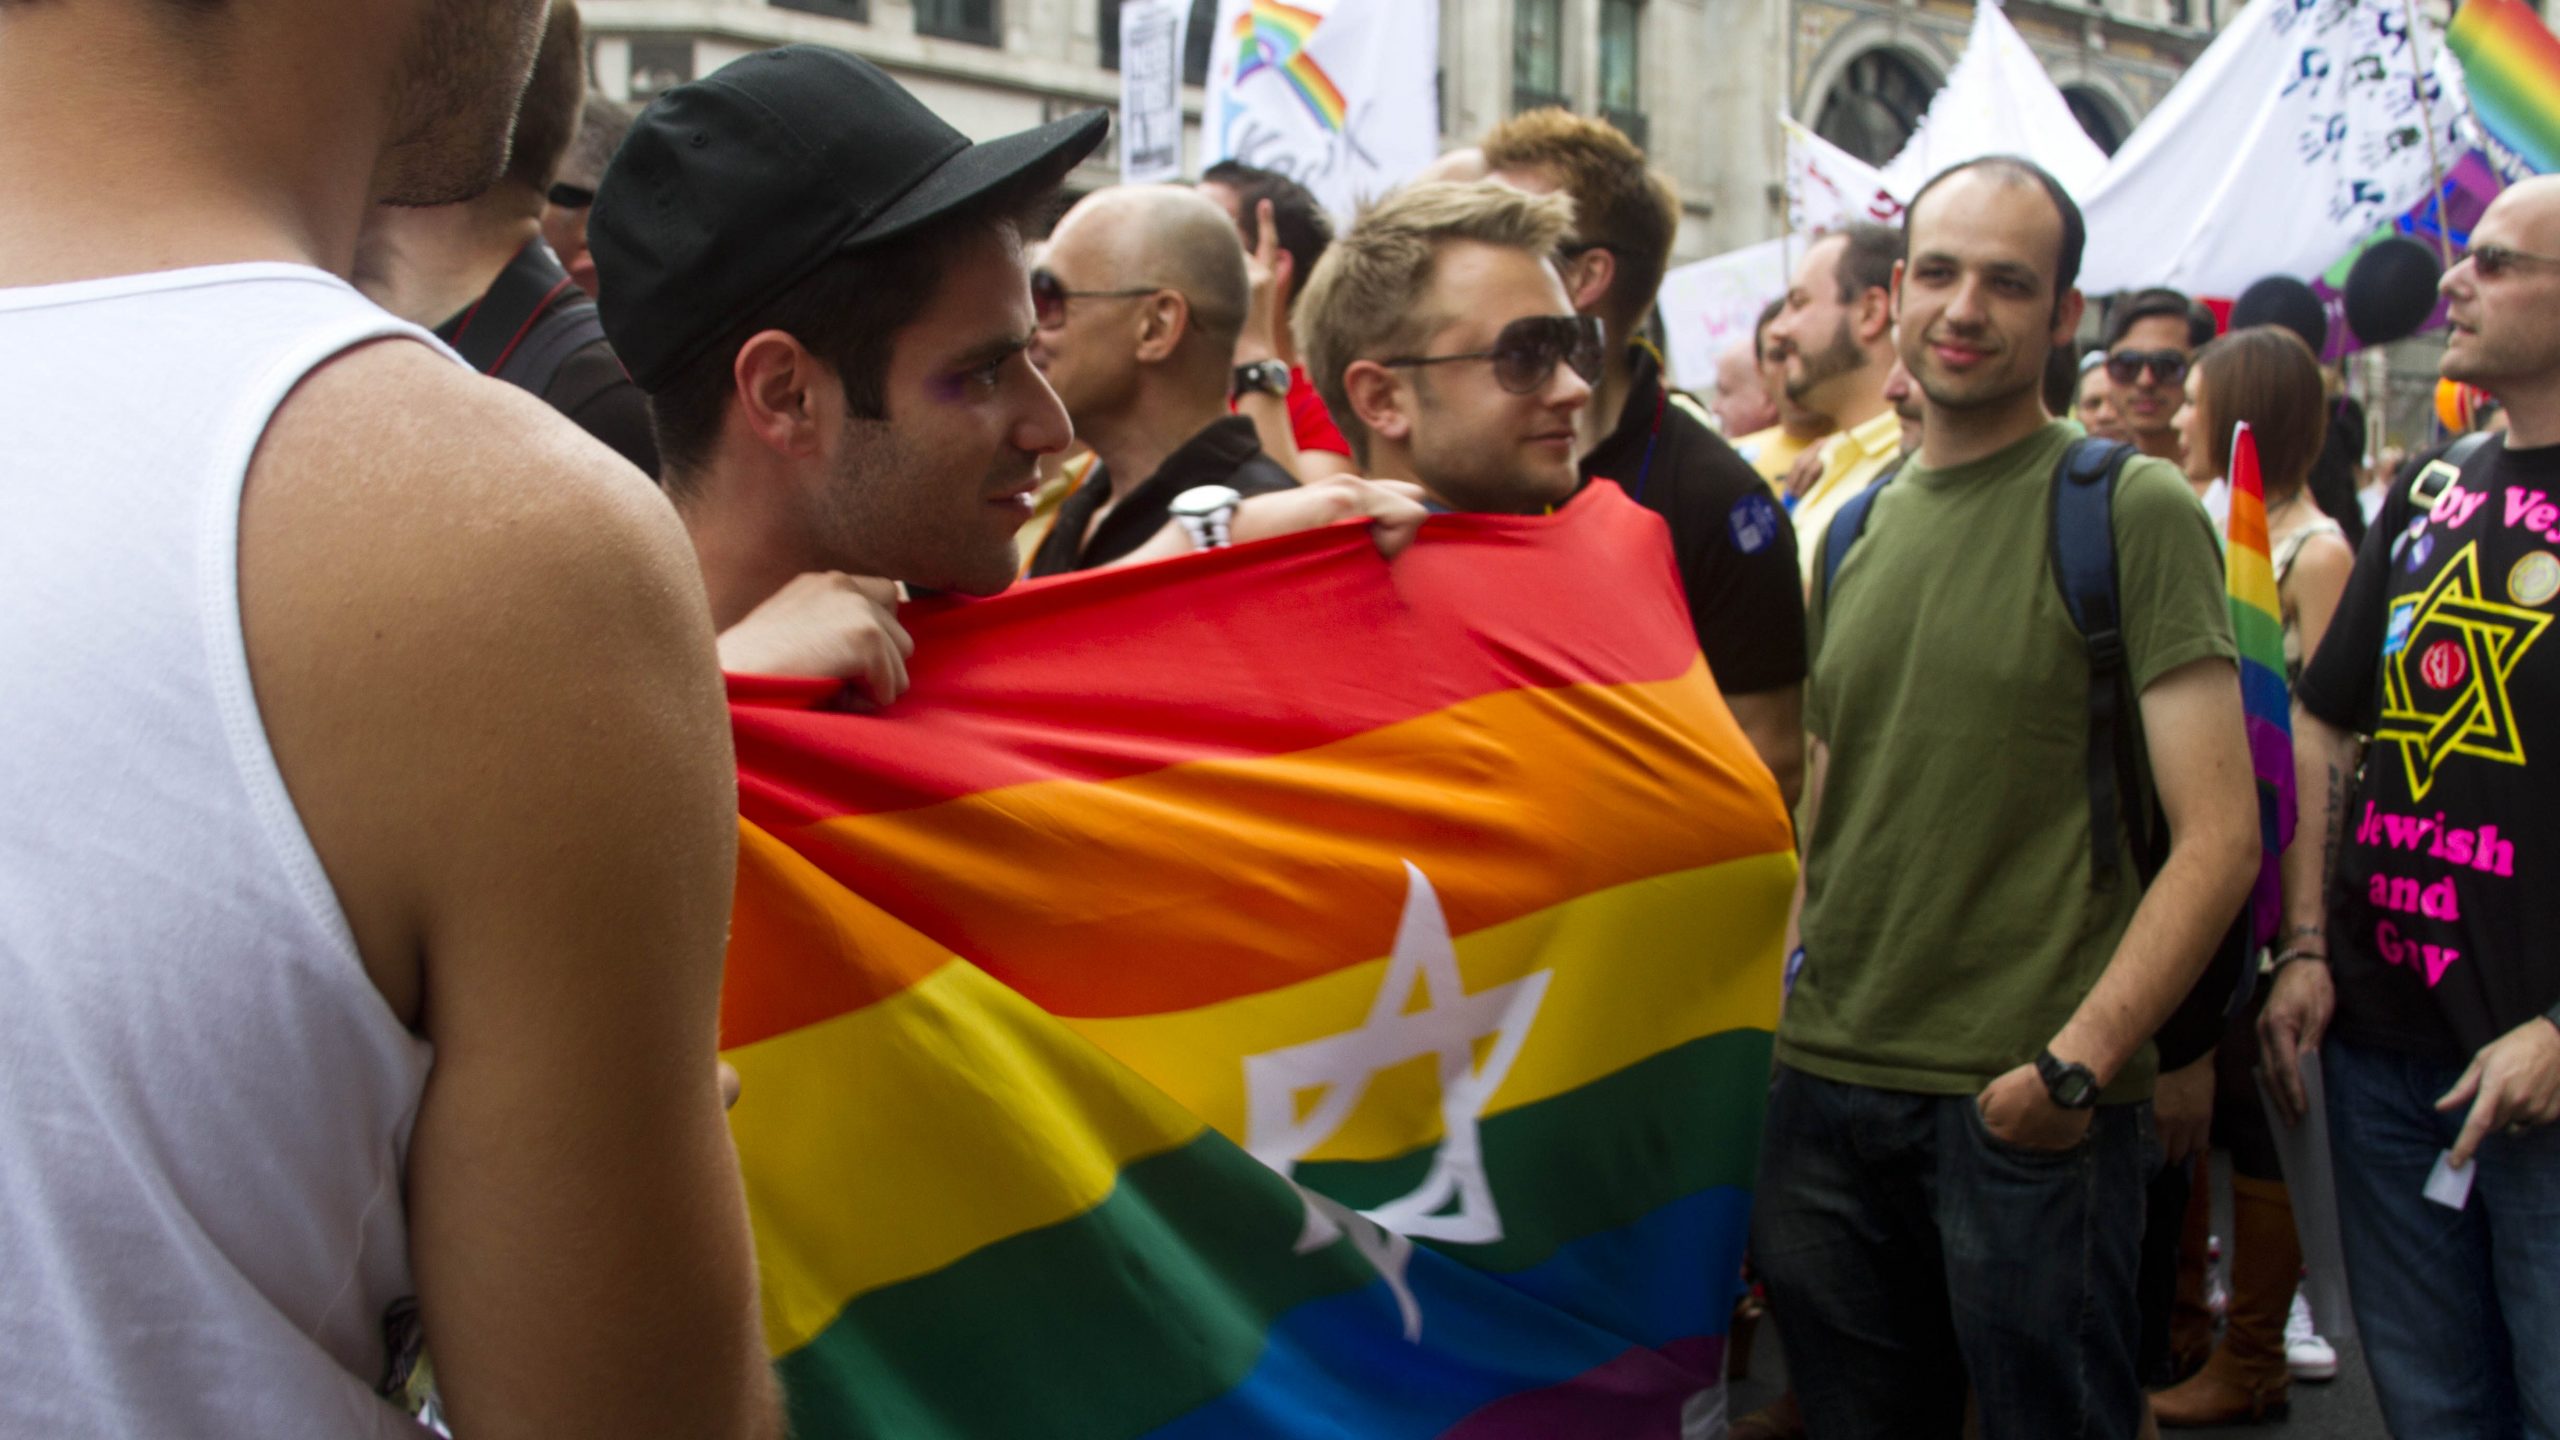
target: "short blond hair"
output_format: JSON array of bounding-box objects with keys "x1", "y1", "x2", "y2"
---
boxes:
[{"x1": 1293, "y1": 181, "x2": 1576, "y2": 464}]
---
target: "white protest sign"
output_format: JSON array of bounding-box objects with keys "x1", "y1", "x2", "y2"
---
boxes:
[
  {"x1": 1656, "y1": 236, "x2": 1794, "y2": 393},
  {"x1": 2079, "y1": 0, "x2": 2469, "y2": 297},
  {"x1": 1118, "y1": 0, "x2": 1191, "y2": 184},
  {"x1": 1207, "y1": 0, "x2": 1440, "y2": 222}
]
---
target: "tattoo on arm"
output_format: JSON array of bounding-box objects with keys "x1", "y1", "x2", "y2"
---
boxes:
[{"x1": 2319, "y1": 757, "x2": 2354, "y2": 896}]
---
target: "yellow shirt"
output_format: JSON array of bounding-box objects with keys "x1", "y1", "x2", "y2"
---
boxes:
[
  {"x1": 1733, "y1": 424, "x2": 1822, "y2": 488},
  {"x1": 1792, "y1": 409, "x2": 1909, "y2": 589}
]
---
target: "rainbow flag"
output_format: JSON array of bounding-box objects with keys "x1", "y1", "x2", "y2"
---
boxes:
[
  {"x1": 1231, "y1": 0, "x2": 1348, "y2": 132},
  {"x1": 2226, "y1": 422, "x2": 2295, "y2": 950},
  {"x1": 721, "y1": 486, "x2": 1795, "y2": 1438},
  {"x1": 2450, "y1": 0, "x2": 2560, "y2": 175}
]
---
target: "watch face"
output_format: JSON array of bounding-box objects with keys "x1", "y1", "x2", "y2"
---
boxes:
[{"x1": 2058, "y1": 1072, "x2": 2096, "y2": 1107}]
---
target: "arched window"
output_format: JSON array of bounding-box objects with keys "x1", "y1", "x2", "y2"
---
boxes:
[
  {"x1": 2061, "y1": 85, "x2": 2131, "y2": 156},
  {"x1": 1814, "y1": 49, "x2": 1937, "y2": 167}
]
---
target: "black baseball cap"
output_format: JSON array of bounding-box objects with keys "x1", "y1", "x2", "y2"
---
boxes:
[{"x1": 590, "y1": 45, "x2": 1108, "y2": 393}]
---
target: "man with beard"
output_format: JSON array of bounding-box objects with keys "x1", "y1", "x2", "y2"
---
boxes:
[
  {"x1": 1753, "y1": 157, "x2": 2257, "y2": 1440},
  {"x1": 592, "y1": 50, "x2": 1419, "y2": 681},
  {"x1": 2262, "y1": 173, "x2": 2560, "y2": 1440},
  {"x1": 0, "y1": 0, "x2": 774, "y2": 1436},
  {"x1": 1767, "y1": 224, "x2": 1904, "y2": 589}
]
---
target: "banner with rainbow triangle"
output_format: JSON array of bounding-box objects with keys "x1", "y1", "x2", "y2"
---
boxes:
[
  {"x1": 1205, "y1": 0, "x2": 1440, "y2": 221},
  {"x1": 718, "y1": 486, "x2": 1796, "y2": 1438}
]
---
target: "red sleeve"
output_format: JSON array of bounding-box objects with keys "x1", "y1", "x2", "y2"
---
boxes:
[{"x1": 1286, "y1": 366, "x2": 1351, "y2": 457}]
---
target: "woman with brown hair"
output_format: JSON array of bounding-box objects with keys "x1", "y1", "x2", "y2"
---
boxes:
[{"x1": 2150, "y1": 325, "x2": 2360, "y2": 1427}]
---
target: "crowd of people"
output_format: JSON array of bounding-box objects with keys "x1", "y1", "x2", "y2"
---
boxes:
[{"x1": 3, "y1": 0, "x2": 2555, "y2": 1437}]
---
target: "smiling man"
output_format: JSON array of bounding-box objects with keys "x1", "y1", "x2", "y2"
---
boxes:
[{"x1": 1754, "y1": 156, "x2": 2257, "y2": 1440}]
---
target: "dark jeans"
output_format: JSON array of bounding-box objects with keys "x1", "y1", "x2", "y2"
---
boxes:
[
  {"x1": 1752, "y1": 1064, "x2": 2155, "y2": 1440},
  {"x1": 2326, "y1": 1037, "x2": 2560, "y2": 1439}
]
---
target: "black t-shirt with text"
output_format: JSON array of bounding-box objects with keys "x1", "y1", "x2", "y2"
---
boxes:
[
  {"x1": 2297, "y1": 435, "x2": 2560, "y2": 1058},
  {"x1": 1579, "y1": 352, "x2": 1807, "y2": 697}
]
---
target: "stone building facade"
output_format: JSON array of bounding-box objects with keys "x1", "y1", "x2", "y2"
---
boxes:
[{"x1": 578, "y1": 0, "x2": 2223, "y2": 264}]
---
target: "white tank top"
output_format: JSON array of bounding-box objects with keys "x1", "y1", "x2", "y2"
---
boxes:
[{"x1": 0, "y1": 264, "x2": 443, "y2": 1438}]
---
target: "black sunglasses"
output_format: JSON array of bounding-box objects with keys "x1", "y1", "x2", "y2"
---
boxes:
[
  {"x1": 2104, "y1": 348, "x2": 2190, "y2": 386},
  {"x1": 2465, "y1": 242, "x2": 2560, "y2": 280},
  {"x1": 1379, "y1": 314, "x2": 1605, "y2": 395},
  {"x1": 1029, "y1": 267, "x2": 1163, "y2": 328},
  {"x1": 545, "y1": 181, "x2": 595, "y2": 209}
]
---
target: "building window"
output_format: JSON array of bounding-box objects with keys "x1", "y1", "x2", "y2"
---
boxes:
[
  {"x1": 2062, "y1": 85, "x2": 2131, "y2": 154},
  {"x1": 917, "y1": 0, "x2": 1000, "y2": 45},
  {"x1": 628, "y1": 38, "x2": 694, "y2": 101},
  {"x1": 771, "y1": 0, "x2": 866, "y2": 19},
  {"x1": 1513, "y1": 0, "x2": 1566, "y2": 112},
  {"x1": 1099, "y1": 0, "x2": 1217, "y2": 85},
  {"x1": 1599, "y1": 0, "x2": 1646, "y2": 148},
  {"x1": 1814, "y1": 48, "x2": 1938, "y2": 166}
]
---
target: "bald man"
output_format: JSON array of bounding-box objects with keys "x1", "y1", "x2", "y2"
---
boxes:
[{"x1": 1027, "y1": 185, "x2": 1299, "y2": 575}]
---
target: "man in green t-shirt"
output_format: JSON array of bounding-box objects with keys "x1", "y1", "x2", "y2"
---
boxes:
[{"x1": 1751, "y1": 157, "x2": 2260, "y2": 1440}]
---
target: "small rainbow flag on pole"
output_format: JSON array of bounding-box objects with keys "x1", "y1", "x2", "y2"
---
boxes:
[
  {"x1": 2226, "y1": 422, "x2": 2296, "y2": 950},
  {"x1": 721, "y1": 487, "x2": 1796, "y2": 1438},
  {"x1": 2450, "y1": 0, "x2": 2560, "y2": 175}
]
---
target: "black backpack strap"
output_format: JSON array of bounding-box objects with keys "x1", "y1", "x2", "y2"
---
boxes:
[
  {"x1": 493, "y1": 295, "x2": 609, "y2": 395},
  {"x1": 2408, "y1": 430, "x2": 2498, "y2": 511},
  {"x1": 444, "y1": 239, "x2": 582, "y2": 383},
  {"x1": 2048, "y1": 437, "x2": 2147, "y2": 888},
  {"x1": 1815, "y1": 463, "x2": 1902, "y2": 608}
]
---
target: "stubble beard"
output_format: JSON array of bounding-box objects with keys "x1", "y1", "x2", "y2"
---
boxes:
[{"x1": 377, "y1": 0, "x2": 550, "y2": 207}]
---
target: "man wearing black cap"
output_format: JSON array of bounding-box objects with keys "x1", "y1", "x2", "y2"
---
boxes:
[{"x1": 591, "y1": 46, "x2": 1423, "y2": 661}]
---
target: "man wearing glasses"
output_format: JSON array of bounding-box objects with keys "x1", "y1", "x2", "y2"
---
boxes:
[
  {"x1": 2101, "y1": 287, "x2": 2217, "y2": 466},
  {"x1": 540, "y1": 94, "x2": 637, "y2": 301},
  {"x1": 1025, "y1": 185, "x2": 1300, "y2": 577},
  {"x1": 2263, "y1": 173, "x2": 2560, "y2": 1439},
  {"x1": 1294, "y1": 181, "x2": 1602, "y2": 526}
]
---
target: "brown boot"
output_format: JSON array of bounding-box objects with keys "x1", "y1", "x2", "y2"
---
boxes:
[
  {"x1": 2150, "y1": 1175, "x2": 2299, "y2": 1427},
  {"x1": 1729, "y1": 1392, "x2": 1806, "y2": 1440},
  {"x1": 2166, "y1": 1158, "x2": 2216, "y2": 1379}
]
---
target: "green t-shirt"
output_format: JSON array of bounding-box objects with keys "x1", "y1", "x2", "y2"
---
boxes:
[{"x1": 1783, "y1": 421, "x2": 2234, "y2": 1102}]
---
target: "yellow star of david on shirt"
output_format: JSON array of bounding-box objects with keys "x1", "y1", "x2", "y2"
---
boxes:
[{"x1": 2376, "y1": 541, "x2": 2552, "y2": 801}]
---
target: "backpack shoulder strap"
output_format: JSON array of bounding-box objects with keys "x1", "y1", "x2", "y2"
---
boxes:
[
  {"x1": 2047, "y1": 436, "x2": 2149, "y2": 888},
  {"x1": 493, "y1": 295, "x2": 609, "y2": 397},
  {"x1": 1815, "y1": 463, "x2": 1902, "y2": 608},
  {"x1": 2409, "y1": 430, "x2": 2499, "y2": 511}
]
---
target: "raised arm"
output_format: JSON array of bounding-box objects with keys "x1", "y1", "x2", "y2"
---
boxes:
[{"x1": 243, "y1": 343, "x2": 779, "y2": 1440}]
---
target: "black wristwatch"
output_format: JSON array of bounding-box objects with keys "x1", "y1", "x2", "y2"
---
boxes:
[
  {"x1": 1233, "y1": 359, "x2": 1291, "y2": 398},
  {"x1": 2035, "y1": 1048, "x2": 2101, "y2": 1110}
]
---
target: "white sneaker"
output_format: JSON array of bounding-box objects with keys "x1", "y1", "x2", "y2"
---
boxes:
[{"x1": 2287, "y1": 1289, "x2": 2339, "y2": 1382}]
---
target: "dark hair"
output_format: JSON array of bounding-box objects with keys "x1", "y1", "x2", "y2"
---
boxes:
[
  {"x1": 1829, "y1": 222, "x2": 1904, "y2": 304},
  {"x1": 647, "y1": 178, "x2": 1055, "y2": 493},
  {"x1": 501, "y1": 1, "x2": 587, "y2": 197},
  {"x1": 1201, "y1": 160, "x2": 1333, "y2": 313},
  {"x1": 1753, "y1": 296, "x2": 1786, "y2": 364},
  {"x1": 1478, "y1": 108, "x2": 1680, "y2": 329},
  {"x1": 1901, "y1": 155, "x2": 2084, "y2": 307},
  {"x1": 2192, "y1": 326, "x2": 2328, "y2": 499},
  {"x1": 2041, "y1": 344, "x2": 2080, "y2": 419},
  {"x1": 2103, "y1": 287, "x2": 2213, "y2": 351}
]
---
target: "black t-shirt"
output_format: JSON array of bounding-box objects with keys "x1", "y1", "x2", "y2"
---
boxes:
[
  {"x1": 1578, "y1": 353, "x2": 1807, "y2": 696},
  {"x1": 2297, "y1": 434, "x2": 2560, "y2": 1058},
  {"x1": 1028, "y1": 415, "x2": 1297, "y2": 576},
  {"x1": 435, "y1": 239, "x2": 659, "y2": 479}
]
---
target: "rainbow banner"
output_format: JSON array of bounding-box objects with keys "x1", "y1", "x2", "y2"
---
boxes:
[
  {"x1": 720, "y1": 486, "x2": 1795, "y2": 1438},
  {"x1": 1231, "y1": 0, "x2": 1346, "y2": 131},
  {"x1": 2226, "y1": 422, "x2": 2296, "y2": 950},
  {"x1": 2450, "y1": 0, "x2": 2560, "y2": 175}
]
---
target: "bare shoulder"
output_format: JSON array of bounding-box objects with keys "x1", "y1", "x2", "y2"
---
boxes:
[{"x1": 241, "y1": 337, "x2": 731, "y2": 1024}]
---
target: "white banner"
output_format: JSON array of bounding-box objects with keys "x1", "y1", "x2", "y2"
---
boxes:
[
  {"x1": 1878, "y1": 0, "x2": 2110, "y2": 201},
  {"x1": 1118, "y1": 0, "x2": 1191, "y2": 184},
  {"x1": 1784, "y1": 115, "x2": 1905, "y2": 234},
  {"x1": 2078, "y1": 0, "x2": 2469, "y2": 297},
  {"x1": 1206, "y1": 0, "x2": 1440, "y2": 222},
  {"x1": 1656, "y1": 236, "x2": 1794, "y2": 393}
]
